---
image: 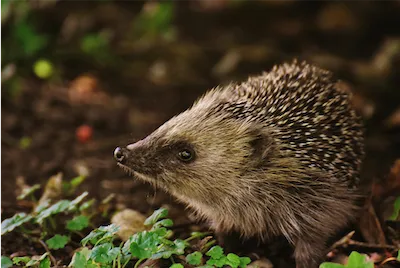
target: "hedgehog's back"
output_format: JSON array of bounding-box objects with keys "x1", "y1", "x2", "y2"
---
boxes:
[{"x1": 226, "y1": 61, "x2": 364, "y2": 185}]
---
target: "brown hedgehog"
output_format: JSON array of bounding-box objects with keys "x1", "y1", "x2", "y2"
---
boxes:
[{"x1": 114, "y1": 61, "x2": 364, "y2": 268}]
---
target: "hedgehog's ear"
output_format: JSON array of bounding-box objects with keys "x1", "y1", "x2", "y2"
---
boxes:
[{"x1": 249, "y1": 128, "x2": 276, "y2": 161}]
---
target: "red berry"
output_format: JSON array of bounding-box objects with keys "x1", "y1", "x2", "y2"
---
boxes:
[{"x1": 76, "y1": 125, "x2": 93, "y2": 143}]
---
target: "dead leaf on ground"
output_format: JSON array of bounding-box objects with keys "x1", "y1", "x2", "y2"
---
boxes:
[
  {"x1": 248, "y1": 258, "x2": 274, "y2": 268},
  {"x1": 37, "y1": 173, "x2": 63, "y2": 207},
  {"x1": 111, "y1": 209, "x2": 147, "y2": 241}
]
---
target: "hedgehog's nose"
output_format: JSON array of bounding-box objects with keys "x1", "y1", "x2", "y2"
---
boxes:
[{"x1": 114, "y1": 147, "x2": 125, "y2": 163}]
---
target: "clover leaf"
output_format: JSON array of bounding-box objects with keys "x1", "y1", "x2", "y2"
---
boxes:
[
  {"x1": 186, "y1": 251, "x2": 202, "y2": 265},
  {"x1": 46, "y1": 234, "x2": 69, "y2": 249},
  {"x1": 144, "y1": 207, "x2": 168, "y2": 226},
  {"x1": 81, "y1": 224, "x2": 119, "y2": 246},
  {"x1": 1, "y1": 256, "x2": 13, "y2": 268},
  {"x1": 66, "y1": 215, "x2": 89, "y2": 231}
]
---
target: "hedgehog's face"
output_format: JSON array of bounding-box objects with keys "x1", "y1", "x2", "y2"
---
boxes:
[{"x1": 114, "y1": 107, "x2": 273, "y2": 204}]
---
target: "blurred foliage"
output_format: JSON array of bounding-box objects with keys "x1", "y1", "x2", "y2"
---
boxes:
[
  {"x1": 132, "y1": 1, "x2": 176, "y2": 41},
  {"x1": 1, "y1": 0, "x2": 176, "y2": 99},
  {"x1": 2, "y1": 0, "x2": 50, "y2": 63}
]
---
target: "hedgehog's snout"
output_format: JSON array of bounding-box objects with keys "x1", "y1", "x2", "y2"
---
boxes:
[
  {"x1": 114, "y1": 146, "x2": 128, "y2": 164},
  {"x1": 114, "y1": 140, "x2": 146, "y2": 164}
]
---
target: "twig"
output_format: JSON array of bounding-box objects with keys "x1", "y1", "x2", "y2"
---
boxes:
[
  {"x1": 329, "y1": 230, "x2": 398, "y2": 251},
  {"x1": 329, "y1": 231, "x2": 355, "y2": 251},
  {"x1": 38, "y1": 239, "x2": 57, "y2": 266},
  {"x1": 347, "y1": 239, "x2": 398, "y2": 250}
]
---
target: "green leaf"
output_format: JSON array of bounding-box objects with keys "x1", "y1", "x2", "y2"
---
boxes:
[
  {"x1": 206, "y1": 246, "x2": 224, "y2": 259},
  {"x1": 226, "y1": 253, "x2": 240, "y2": 268},
  {"x1": 36, "y1": 193, "x2": 88, "y2": 224},
  {"x1": 129, "y1": 231, "x2": 159, "y2": 259},
  {"x1": 153, "y1": 219, "x2": 173, "y2": 228},
  {"x1": 34, "y1": 200, "x2": 50, "y2": 214},
  {"x1": 12, "y1": 256, "x2": 31, "y2": 265},
  {"x1": 86, "y1": 261, "x2": 99, "y2": 268},
  {"x1": 35, "y1": 200, "x2": 70, "y2": 224},
  {"x1": 67, "y1": 215, "x2": 89, "y2": 231},
  {"x1": 69, "y1": 247, "x2": 91, "y2": 267},
  {"x1": 1, "y1": 213, "x2": 33, "y2": 235},
  {"x1": 122, "y1": 236, "x2": 135, "y2": 255},
  {"x1": 206, "y1": 255, "x2": 227, "y2": 267},
  {"x1": 17, "y1": 184, "x2": 40, "y2": 200},
  {"x1": 26, "y1": 259, "x2": 38, "y2": 266},
  {"x1": 347, "y1": 251, "x2": 373, "y2": 268},
  {"x1": 70, "y1": 175, "x2": 86, "y2": 188},
  {"x1": 64, "y1": 176, "x2": 87, "y2": 194},
  {"x1": 79, "y1": 199, "x2": 95, "y2": 211},
  {"x1": 170, "y1": 264, "x2": 183, "y2": 268},
  {"x1": 39, "y1": 257, "x2": 50, "y2": 268},
  {"x1": 397, "y1": 249, "x2": 400, "y2": 261},
  {"x1": 144, "y1": 207, "x2": 168, "y2": 226},
  {"x1": 46, "y1": 234, "x2": 69, "y2": 250},
  {"x1": 1, "y1": 256, "x2": 13, "y2": 268},
  {"x1": 70, "y1": 252, "x2": 87, "y2": 267},
  {"x1": 173, "y1": 239, "x2": 187, "y2": 255},
  {"x1": 319, "y1": 263, "x2": 345, "y2": 268},
  {"x1": 239, "y1": 257, "x2": 251, "y2": 268},
  {"x1": 81, "y1": 33, "x2": 109, "y2": 56},
  {"x1": 68, "y1": 192, "x2": 89, "y2": 210},
  {"x1": 90, "y1": 243, "x2": 119, "y2": 264},
  {"x1": 186, "y1": 251, "x2": 203, "y2": 265},
  {"x1": 26, "y1": 253, "x2": 49, "y2": 267},
  {"x1": 133, "y1": 1, "x2": 175, "y2": 39},
  {"x1": 151, "y1": 238, "x2": 188, "y2": 260},
  {"x1": 13, "y1": 20, "x2": 48, "y2": 57},
  {"x1": 152, "y1": 227, "x2": 169, "y2": 237},
  {"x1": 81, "y1": 224, "x2": 119, "y2": 246},
  {"x1": 389, "y1": 196, "x2": 400, "y2": 220}
]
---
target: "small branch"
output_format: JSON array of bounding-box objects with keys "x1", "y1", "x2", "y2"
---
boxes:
[
  {"x1": 38, "y1": 239, "x2": 57, "y2": 266},
  {"x1": 329, "y1": 230, "x2": 398, "y2": 251},
  {"x1": 347, "y1": 239, "x2": 398, "y2": 250},
  {"x1": 329, "y1": 230, "x2": 355, "y2": 250}
]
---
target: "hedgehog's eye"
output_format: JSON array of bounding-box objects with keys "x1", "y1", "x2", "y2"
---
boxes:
[{"x1": 177, "y1": 149, "x2": 195, "y2": 162}]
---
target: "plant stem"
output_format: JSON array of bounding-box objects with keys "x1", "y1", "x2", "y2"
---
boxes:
[
  {"x1": 117, "y1": 254, "x2": 121, "y2": 268},
  {"x1": 184, "y1": 232, "x2": 211, "y2": 242},
  {"x1": 202, "y1": 240, "x2": 216, "y2": 252},
  {"x1": 134, "y1": 258, "x2": 144, "y2": 268},
  {"x1": 94, "y1": 236, "x2": 110, "y2": 246},
  {"x1": 122, "y1": 258, "x2": 131, "y2": 268},
  {"x1": 38, "y1": 239, "x2": 57, "y2": 266},
  {"x1": 47, "y1": 217, "x2": 57, "y2": 230}
]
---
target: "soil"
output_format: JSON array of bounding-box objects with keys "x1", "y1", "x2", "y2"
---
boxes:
[{"x1": 2, "y1": 1, "x2": 400, "y2": 267}]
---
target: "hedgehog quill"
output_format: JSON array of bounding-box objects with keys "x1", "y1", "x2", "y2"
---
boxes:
[{"x1": 114, "y1": 61, "x2": 364, "y2": 268}]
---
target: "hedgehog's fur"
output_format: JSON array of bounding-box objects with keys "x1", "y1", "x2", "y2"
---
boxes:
[{"x1": 116, "y1": 61, "x2": 365, "y2": 268}]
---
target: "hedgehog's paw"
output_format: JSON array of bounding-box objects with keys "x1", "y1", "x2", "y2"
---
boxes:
[{"x1": 293, "y1": 237, "x2": 325, "y2": 268}]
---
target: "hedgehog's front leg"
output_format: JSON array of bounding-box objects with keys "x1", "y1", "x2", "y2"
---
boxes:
[{"x1": 294, "y1": 235, "x2": 327, "y2": 268}]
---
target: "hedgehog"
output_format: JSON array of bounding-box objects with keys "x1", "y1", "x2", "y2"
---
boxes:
[{"x1": 114, "y1": 61, "x2": 364, "y2": 268}]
